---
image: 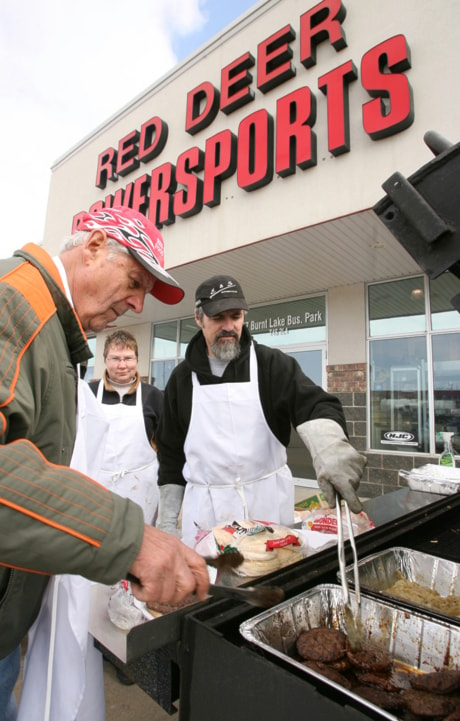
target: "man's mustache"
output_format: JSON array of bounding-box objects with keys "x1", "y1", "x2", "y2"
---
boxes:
[{"x1": 215, "y1": 330, "x2": 238, "y2": 340}]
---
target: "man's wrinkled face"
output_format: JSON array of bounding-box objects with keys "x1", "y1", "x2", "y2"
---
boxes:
[
  {"x1": 72, "y1": 233, "x2": 154, "y2": 333},
  {"x1": 196, "y1": 309, "x2": 245, "y2": 361}
]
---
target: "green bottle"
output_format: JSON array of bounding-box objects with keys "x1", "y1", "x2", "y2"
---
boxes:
[{"x1": 438, "y1": 432, "x2": 456, "y2": 468}]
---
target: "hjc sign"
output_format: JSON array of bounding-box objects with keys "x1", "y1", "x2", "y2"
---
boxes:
[{"x1": 73, "y1": 0, "x2": 414, "y2": 231}]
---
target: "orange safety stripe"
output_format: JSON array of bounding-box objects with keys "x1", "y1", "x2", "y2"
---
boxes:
[
  {"x1": 0, "y1": 497, "x2": 102, "y2": 547},
  {"x1": 1, "y1": 254, "x2": 57, "y2": 322},
  {"x1": 0, "y1": 244, "x2": 86, "y2": 409},
  {"x1": 0, "y1": 440, "x2": 113, "y2": 547},
  {"x1": 0, "y1": 252, "x2": 56, "y2": 408},
  {"x1": 20, "y1": 242, "x2": 88, "y2": 339},
  {"x1": 0, "y1": 561, "x2": 50, "y2": 576}
]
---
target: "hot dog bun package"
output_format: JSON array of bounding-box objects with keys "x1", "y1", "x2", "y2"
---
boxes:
[
  {"x1": 298, "y1": 506, "x2": 375, "y2": 551},
  {"x1": 194, "y1": 519, "x2": 305, "y2": 577}
]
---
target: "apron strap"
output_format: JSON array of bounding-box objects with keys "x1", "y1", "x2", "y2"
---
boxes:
[
  {"x1": 186, "y1": 463, "x2": 287, "y2": 489},
  {"x1": 100, "y1": 459, "x2": 156, "y2": 482}
]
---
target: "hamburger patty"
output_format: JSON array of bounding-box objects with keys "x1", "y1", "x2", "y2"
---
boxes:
[
  {"x1": 346, "y1": 645, "x2": 392, "y2": 673},
  {"x1": 402, "y1": 688, "x2": 457, "y2": 717},
  {"x1": 301, "y1": 659, "x2": 352, "y2": 689},
  {"x1": 409, "y1": 669, "x2": 460, "y2": 694},
  {"x1": 296, "y1": 627, "x2": 347, "y2": 663},
  {"x1": 354, "y1": 685, "x2": 405, "y2": 711}
]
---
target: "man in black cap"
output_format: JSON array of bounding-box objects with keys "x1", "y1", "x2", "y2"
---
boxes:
[{"x1": 156, "y1": 274, "x2": 366, "y2": 547}]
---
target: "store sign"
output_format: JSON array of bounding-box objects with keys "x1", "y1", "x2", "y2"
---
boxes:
[
  {"x1": 246, "y1": 297, "x2": 325, "y2": 337},
  {"x1": 380, "y1": 431, "x2": 419, "y2": 447},
  {"x1": 72, "y1": 0, "x2": 414, "y2": 231}
]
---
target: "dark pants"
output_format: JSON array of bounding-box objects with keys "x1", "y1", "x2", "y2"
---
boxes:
[{"x1": 0, "y1": 646, "x2": 20, "y2": 721}]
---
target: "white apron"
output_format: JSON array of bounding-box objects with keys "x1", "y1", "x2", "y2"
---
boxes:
[
  {"x1": 18, "y1": 378, "x2": 110, "y2": 721},
  {"x1": 95, "y1": 381, "x2": 159, "y2": 525},
  {"x1": 181, "y1": 344, "x2": 294, "y2": 547}
]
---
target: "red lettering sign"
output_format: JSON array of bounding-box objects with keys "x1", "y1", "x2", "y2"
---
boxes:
[
  {"x1": 276, "y1": 87, "x2": 317, "y2": 176},
  {"x1": 318, "y1": 60, "x2": 358, "y2": 155},
  {"x1": 149, "y1": 163, "x2": 176, "y2": 227},
  {"x1": 138, "y1": 117, "x2": 168, "y2": 163},
  {"x1": 203, "y1": 129, "x2": 237, "y2": 207},
  {"x1": 257, "y1": 25, "x2": 296, "y2": 93},
  {"x1": 116, "y1": 130, "x2": 140, "y2": 177},
  {"x1": 300, "y1": 0, "x2": 347, "y2": 69},
  {"x1": 237, "y1": 109, "x2": 274, "y2": 191},
  {"x1": 185, "y1": 81, "x2": 220, "y2": 135},
  {"x1": 131, "y1": 174, "x2": 150, "y2": 214},
  {"x1": 95, "y1": 147, "x2": 117, "y2": 189},
  {"x1": 81, "y1": 2, "x2": 415, "y2": 231},
  {"x1": 174, "y1": 146, "x2": 205, "y2": 218},
  {"x1": 361, "y1": 34, "x2": 414, "y2": 140},
  {"x1": 220, "y1": 52, "x2": 255, "y2": 115}
]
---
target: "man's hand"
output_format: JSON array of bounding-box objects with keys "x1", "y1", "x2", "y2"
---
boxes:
[
  {"x1": 296, "y1": 418, "x2": 367, "y2": 514},
  {"x1": 128, "y1": 525, "x2": 209, "y2": 604}
]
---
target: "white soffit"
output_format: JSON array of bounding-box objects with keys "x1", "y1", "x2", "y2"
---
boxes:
[{"x1": 119, "y1": 208, "x2": 421, "y2": 326}]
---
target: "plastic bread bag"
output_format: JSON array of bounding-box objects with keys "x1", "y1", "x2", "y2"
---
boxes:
[
  {"x1": 299, "y1": 506, "x2": 374, "y2": 552},
  {"x1": 107, "y1": 579, "x2": 151, "y2": 630},
  {"x1": 194, "y1": 519, "x2": 305, "y2": 577}
]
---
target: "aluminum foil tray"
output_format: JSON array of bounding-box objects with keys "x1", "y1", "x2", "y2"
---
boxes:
[
  {"x1": 240, "y1": 584, "x2": 460, "y2": 721},
  {"x1": 342, "y1": 547, "x2": 460, "y2": 623}
]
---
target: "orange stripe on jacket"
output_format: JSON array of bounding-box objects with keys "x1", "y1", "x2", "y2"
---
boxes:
[{"x1": 0, "y1": 497, "x2": 103, "y2": 548}]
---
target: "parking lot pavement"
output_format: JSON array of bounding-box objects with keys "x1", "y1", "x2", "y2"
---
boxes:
[{"x1": 103, "y1": 658, "x2": 175, "y2": 720}]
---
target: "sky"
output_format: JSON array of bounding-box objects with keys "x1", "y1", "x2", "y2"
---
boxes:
[{"x1": 0, "y1": 0, "x2": 259, "y2": 259}]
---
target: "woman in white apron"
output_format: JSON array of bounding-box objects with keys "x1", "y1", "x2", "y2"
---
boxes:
[
  {"x1": 181, "y1": 345, "x2": 294, "y2": 547},
  {"x1": 90, "y1": 329, "x2": 162, "y2": 526},
  {"x1": 94, "y1": 379, "x2": 159, "y2": 524}
]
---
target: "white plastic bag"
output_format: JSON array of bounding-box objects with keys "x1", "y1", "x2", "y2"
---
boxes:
[{"x1": 107, "y1": 580, "x2": 148, "y2": 630}]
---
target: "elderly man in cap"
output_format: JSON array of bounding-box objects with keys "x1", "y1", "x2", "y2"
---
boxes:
[
  {"x1": 0, "y1": 206, "x2": 208, "y2": 721},
  {"x1": 156, "y1": 275, "x2": 366, "y2": 547}
]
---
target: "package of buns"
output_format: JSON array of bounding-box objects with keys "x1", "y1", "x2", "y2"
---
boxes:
[{"x1": 195, "y1": 519, "x2": 304, "y2": 577}]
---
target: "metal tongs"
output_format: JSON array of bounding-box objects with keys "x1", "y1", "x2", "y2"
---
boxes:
[{"x1": 336, "y1": 495, "x2": 362, "y2": 650}]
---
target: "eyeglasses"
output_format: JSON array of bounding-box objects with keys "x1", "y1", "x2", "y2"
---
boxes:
[{"x1": 106, "y1": 356, "x2": 137, "y2": 364}]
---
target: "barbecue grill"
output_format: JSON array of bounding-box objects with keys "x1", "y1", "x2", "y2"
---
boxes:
[{"x1": 90, "y1": 488, "x2": 460, "y2": 719}]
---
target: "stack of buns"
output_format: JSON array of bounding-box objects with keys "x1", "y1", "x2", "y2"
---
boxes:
[{"x1": 210, "y1": 520, "x2": 303, "y2": 577}]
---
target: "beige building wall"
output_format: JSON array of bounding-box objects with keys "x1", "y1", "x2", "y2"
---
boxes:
[{"x1": 328, "y1": 283, "x2": 366, "y2": 365}]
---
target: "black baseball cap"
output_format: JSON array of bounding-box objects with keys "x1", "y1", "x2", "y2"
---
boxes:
[{"x1": 195, "y1": 275, "x2": 248, "y2": 316}]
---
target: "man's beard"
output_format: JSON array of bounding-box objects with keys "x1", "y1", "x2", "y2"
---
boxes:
[{"x1": 211, "y1": 332, "x2": 241, "y2": 361}]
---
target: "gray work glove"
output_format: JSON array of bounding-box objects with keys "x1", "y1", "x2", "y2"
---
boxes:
[
  {"x1": 156, "y1": 484, "x2": 185, "y2": 537},
  {"x1": 296, "y1": 418, "x2": 366, "y2": 514}
]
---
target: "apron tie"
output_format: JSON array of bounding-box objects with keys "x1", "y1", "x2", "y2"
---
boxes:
[
  {"x1": 235, "y1": 477, "x2": 249, "y2": 520},
  {"x1": 103, "y1": 460, "x2": 155, "y2": 482},
  {"x1": 186, "y1": 463, "x2": 287, "y2": 489}
]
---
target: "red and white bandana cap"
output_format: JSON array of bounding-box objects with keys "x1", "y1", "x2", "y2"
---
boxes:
[{"x1": 77, "y1": 206, "x2": 184, "y2": 305}]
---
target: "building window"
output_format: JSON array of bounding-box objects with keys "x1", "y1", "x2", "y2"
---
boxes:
[
  {"x1": 151, "y1": 320, "x2": 180, "y2": 390},
  {"x1": 368, "y1": 274, "x2": 460, "y2": 455}
]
